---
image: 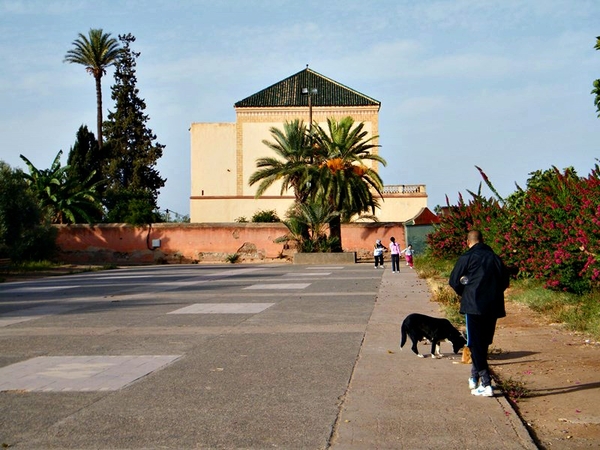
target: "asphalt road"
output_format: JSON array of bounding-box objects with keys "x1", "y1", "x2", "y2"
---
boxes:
[{"x1": 0, "y1": 263, "x2": 380, "y2": 449}]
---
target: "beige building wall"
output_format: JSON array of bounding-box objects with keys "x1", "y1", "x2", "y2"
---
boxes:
[
  {"x1": 192, "y1": 195, "x2": 428, "y2": 223},
  {"x1": 190, "y1": 123, "x2": 236, "y2": 197},
  {"x1": 190, "y1": 103, "x2": 428, "y2": 223},
  {"x1": 239, "y1": 120, "x2": 283, "y2": 197},
  {"x1": 235, "y1": 106, "x2": 379, "y2": 198},
  {"x1": 376, "y1": 195, "x2": 428, "y2": 222},
  {"x1": 190, "y1": 197, "x2": 294, "y2": 223}
]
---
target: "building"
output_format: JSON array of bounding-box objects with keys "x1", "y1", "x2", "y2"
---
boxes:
[{"x1": 190, "y1": 67, "x2": 427, "y2": 223}]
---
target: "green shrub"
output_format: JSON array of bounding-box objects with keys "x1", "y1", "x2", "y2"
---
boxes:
[
  {"x1": 251, "y1": 210, "x2": 280, "y2": 223},
  {"x1": 225, "y1": 253, "x2": 241, "y2": 263},
  {"x1": 0, "y1": 162, "x2": 58, "y2": 262},
  {"x1": 103, "y1": 189, "x2": 161, "y2": 225}
]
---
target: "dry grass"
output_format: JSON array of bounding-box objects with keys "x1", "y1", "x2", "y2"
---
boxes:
[
  {"x1": 417, "y1": 256, "x2": 464, "y2": 327},
  {"x1": 491, "y1": 373, "x2": 531, "y2": 403}
]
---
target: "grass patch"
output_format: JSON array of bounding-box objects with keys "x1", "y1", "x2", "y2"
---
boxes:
[
  {"x1": 440, "y1": 302, "x2": 464, "y2": 327},
  {"x1": 14, "y1": 262, "x2": 119, "y2": 273},
  {"x1": 415, "y1": 254, "x2": 456, "y2": 279},
  {"x1": 415, "y1": 255, "x2": 464, "y2": 327},
  {"x1": 225, "y1": 253, "x2": 241, "y2": 264},
  {"x1": 67, "y1": 264, "x2": 119, "y2": 274},
  {"x1": 11, "y1": 260, "x2": 56, "y2": 271},
  {"x1": 508, "y1": 278, "x2": 600, "y2": 339}
]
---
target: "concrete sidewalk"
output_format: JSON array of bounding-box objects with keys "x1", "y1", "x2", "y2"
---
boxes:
[{"x1": 330, "y1": 268, "x2": 537, "y2": 449}]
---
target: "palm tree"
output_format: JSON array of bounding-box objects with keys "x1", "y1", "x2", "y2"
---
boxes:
[
  {"x1": 312, "y1": 117, "x2": 387, "y2": 251},
  {"x1": 20, "y1": 151, "x2": 104, "y2": 224},
  {"x1": 248, "y1": 119, "x2": 314, "y2": 203},
  {"x1": 275, "y1": 201, "x2": 340, "y2": 253},
  {"x1": 593, "y1": 36, "x2": 600, "y2": 117},
  {"x1": 64, "y1": 29, "x2": 121, "y2": 150}
]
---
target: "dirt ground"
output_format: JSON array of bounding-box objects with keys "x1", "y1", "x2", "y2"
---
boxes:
[{"x1": 491, "y1": 301, "x2": 600, "y2": 449}]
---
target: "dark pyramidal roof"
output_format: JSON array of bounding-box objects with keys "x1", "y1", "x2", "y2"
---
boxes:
[{"x1": 234, "y1": 67, "x2": 380, "y2": 108}]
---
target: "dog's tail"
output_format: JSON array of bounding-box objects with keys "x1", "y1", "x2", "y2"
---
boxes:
[{"x1": 400, "y1": 322, "x2": 407, "y2": 349}]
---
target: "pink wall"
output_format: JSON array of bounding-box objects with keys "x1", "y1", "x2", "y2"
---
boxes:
[{"x1": 55, "y1": 223, "x2": 406, "y2": 264}]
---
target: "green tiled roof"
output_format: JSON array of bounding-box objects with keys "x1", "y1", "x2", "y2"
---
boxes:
[{"x1": 234, "y1": 67, "x2": 380, "y2": 108}]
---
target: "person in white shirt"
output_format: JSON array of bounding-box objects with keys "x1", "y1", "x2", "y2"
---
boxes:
[
  {"x1": 373, "y1": 239, "x2": 387, "y2": 268},
  {"x1": 400, "y1": 244, "x2": 414, "y2": 269}
]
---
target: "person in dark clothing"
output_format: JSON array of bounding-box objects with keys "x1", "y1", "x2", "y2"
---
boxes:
[{"x1": 449, "y1": 230, "x2": 509, "y2": 397}]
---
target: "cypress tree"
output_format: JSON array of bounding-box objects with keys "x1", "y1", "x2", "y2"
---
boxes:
[
  {"x1": 67, "y1": 125, "x2": 104, "y2": 192},
  {"x1": 103, "y1": 33, "x2": 166, "y2": 224}
]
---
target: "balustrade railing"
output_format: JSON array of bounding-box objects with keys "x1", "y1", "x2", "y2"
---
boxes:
[{"x1": 382, "y1": 184, "x2": 426, "y2": 195}]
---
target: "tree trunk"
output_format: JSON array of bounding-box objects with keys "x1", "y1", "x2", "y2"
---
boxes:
[
  {"x1": 329, "y1": 215, "x2": 342, "y2": 252},
  {"x1": 95, "y1": 74, "x2": 103, "y2": 150}
]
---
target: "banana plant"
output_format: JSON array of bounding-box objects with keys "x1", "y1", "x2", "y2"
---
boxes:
[{"x1": 20, "y1": 150, "x2": 104, "y2": 224}]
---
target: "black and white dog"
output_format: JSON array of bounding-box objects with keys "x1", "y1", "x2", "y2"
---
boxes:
[{"x1": 400, "y1": 313, "x2": 467, "y2": 358}]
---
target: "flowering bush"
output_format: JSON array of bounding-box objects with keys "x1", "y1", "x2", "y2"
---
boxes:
[
  {"x1": 503, "y1": 166, "x2": 600, "y2": 293},
  {"x1": 428, "y1": 187, "x2": 508, "y2": 259},
  {"x1": 428, "y1": 164, "x2": 600, "y2": 294}
]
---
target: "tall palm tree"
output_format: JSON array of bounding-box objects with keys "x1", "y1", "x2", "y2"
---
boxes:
[
  {"x1": 313, "y1": 117, "x2": 386, "y2": 251},
  {"x1": 248, "y1": 119, "x2": 314, "y2": 203},
  {"x1": 64, "y1": 29, "x2": 121, "y2": 150},
  {"x1": 593, "y1": 36, "x2": 600, "y2": 117}
]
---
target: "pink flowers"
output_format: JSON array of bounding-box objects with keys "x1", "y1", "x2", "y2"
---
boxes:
[{"x1": 428, "y1": 165, "x2": 600, "y2": 294}]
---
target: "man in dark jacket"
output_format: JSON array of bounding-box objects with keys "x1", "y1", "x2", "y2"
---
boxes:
[{"x1": 449, "y1": 230, "x2": 509, "y2": 397}]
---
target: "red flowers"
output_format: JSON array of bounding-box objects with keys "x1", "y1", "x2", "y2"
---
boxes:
[{"x1": 428, "y1": 165, "x2": 600, "y2": 294}]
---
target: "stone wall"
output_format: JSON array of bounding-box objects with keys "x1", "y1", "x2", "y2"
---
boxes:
[{"x1": 55, "y1": 222, "x2": 406, "y2": 265}]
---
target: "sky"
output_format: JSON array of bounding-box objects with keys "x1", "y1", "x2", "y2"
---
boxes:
[{"x1": 0, "y1": 0, "x2": 598, "y2": 218}]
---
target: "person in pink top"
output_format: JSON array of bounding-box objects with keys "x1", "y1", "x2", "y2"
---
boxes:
[{"x1": 389, "y1": 237, "x2": 401, "y2": 273}]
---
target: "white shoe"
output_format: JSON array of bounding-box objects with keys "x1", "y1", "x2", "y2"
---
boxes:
[
  {"x1": 468, "y1": 377, "x2": 478, "y2": 390},
  {"x1": 471, "y1": 385, "x2": 493, "y2": 397}
]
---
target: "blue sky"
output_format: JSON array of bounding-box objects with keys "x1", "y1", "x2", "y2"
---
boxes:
[{"x1": 1, "y1": 0, "x2": 598, "y2": 217}]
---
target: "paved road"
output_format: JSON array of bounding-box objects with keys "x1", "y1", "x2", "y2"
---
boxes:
[
  {"x1": 0, "y1": 264, "x2": 378, "y2": 449},
  {"x1": 0, "y1": 263, "x2": 536, "y2": 449}
]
